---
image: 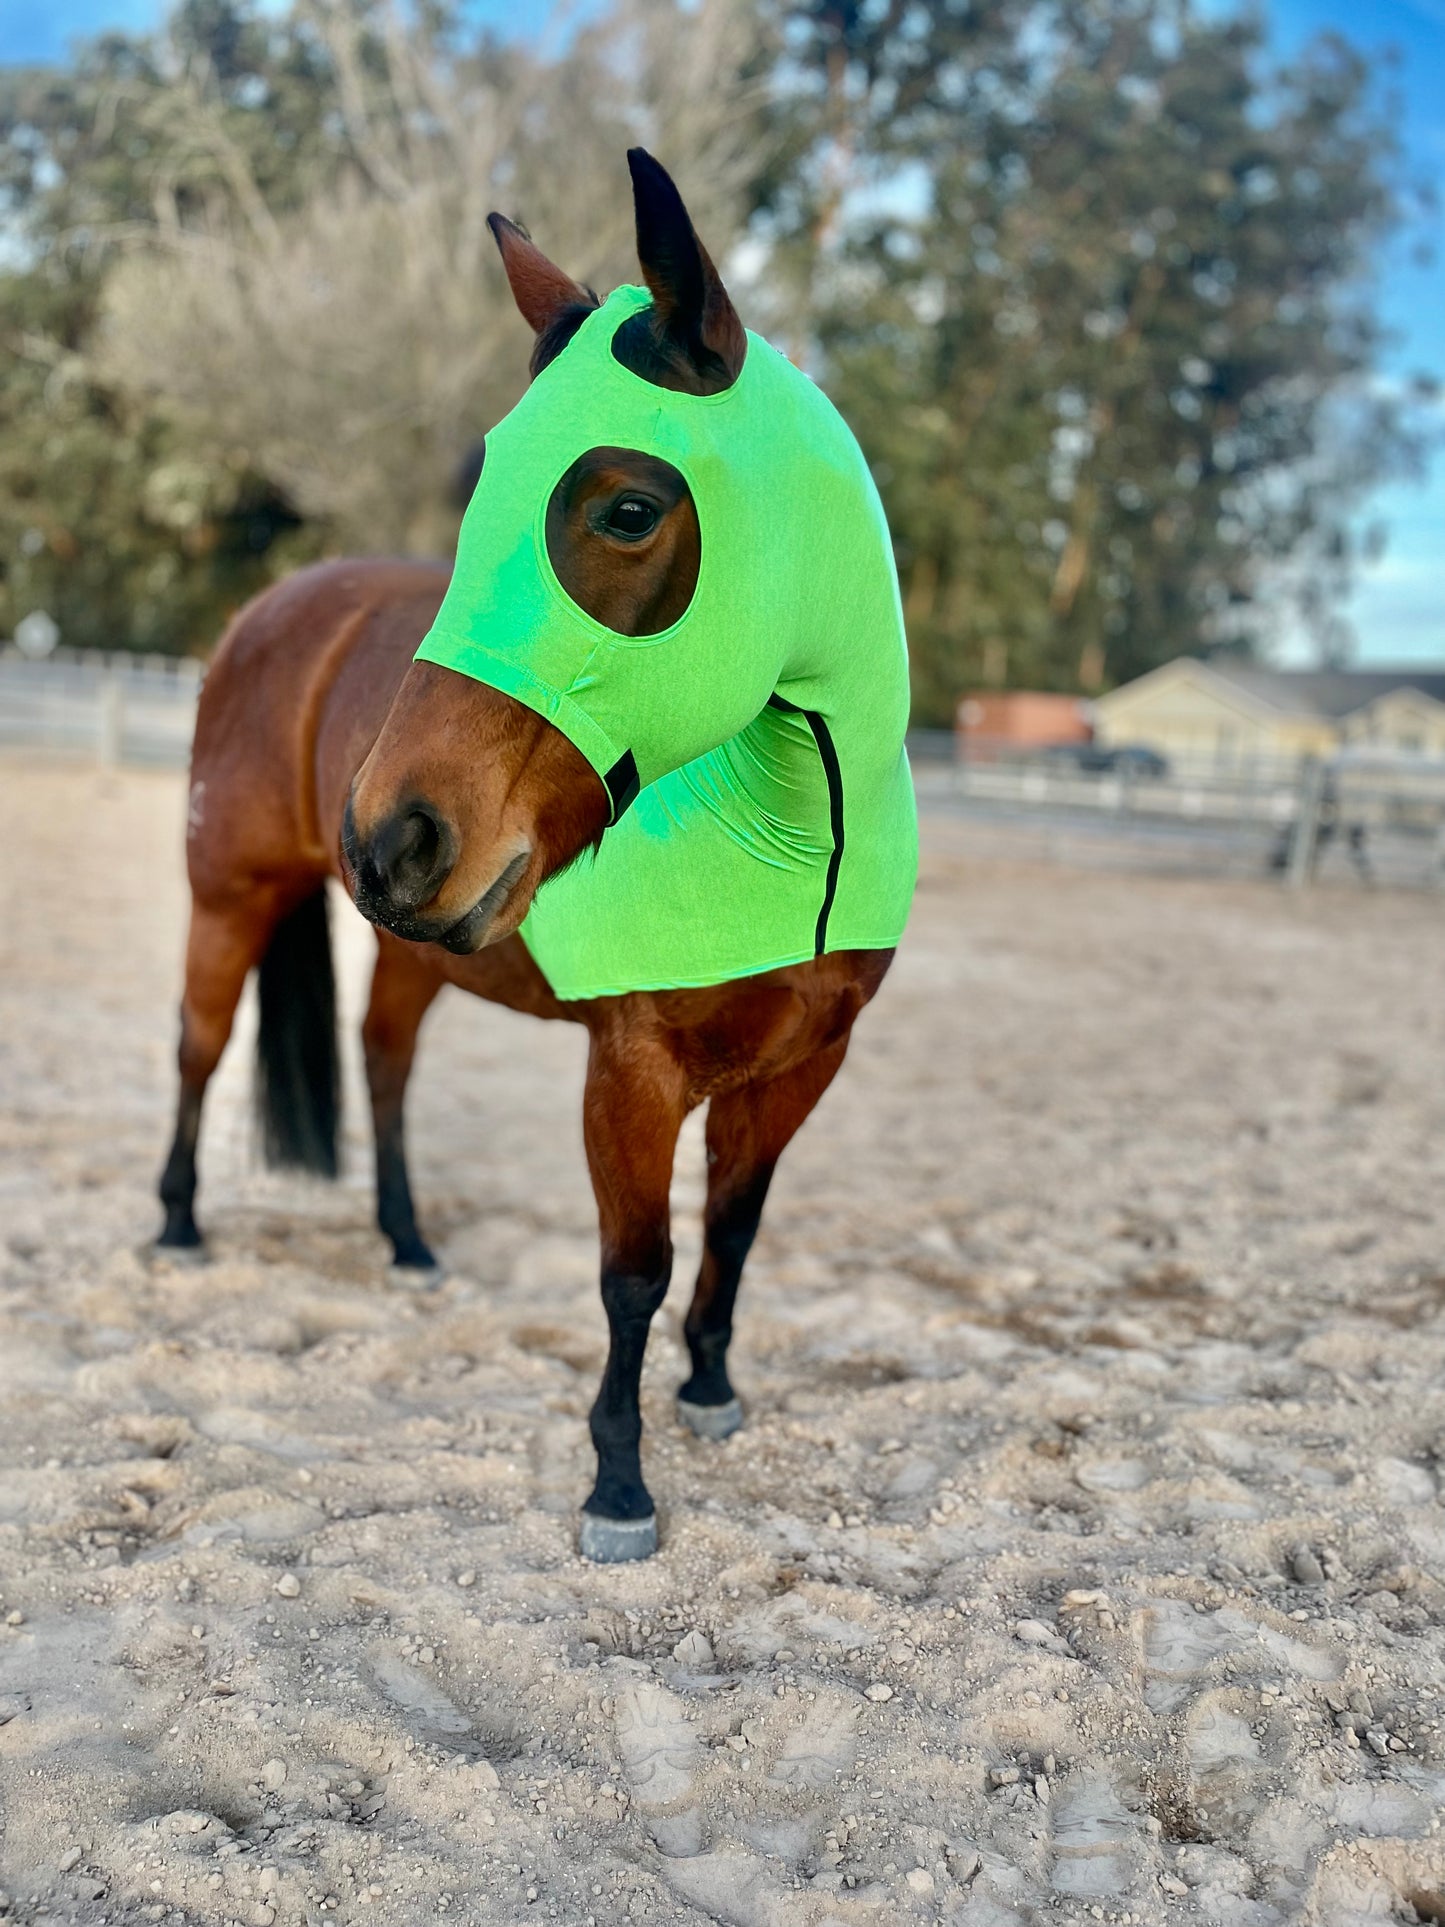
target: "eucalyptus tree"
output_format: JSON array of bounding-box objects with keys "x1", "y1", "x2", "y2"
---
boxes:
[{"x1": 772, "y1": 0, "x2": 1431, "y2": 715}]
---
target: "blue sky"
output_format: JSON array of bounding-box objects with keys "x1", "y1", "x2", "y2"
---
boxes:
[
  {"x1": 1261, "y1": 0, "x2": 1444, "y2": 663},
  {"x1": 2, "y1": 0, "x2": 1440, "y2": 665},
  {"x1": 0, "y1": 0, "x2": 534, "y2": 51}
]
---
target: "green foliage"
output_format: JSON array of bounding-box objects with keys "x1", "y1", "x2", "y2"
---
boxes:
[
  {"x1": 0, "y1": 319, "x2": 312, "y2": 655},
  {"x1": 0, "y1": 0, "x2": 334, "y2": 651},
  {"x1": 773, "y1": 0, "x2": 1433, "y2": 717}
]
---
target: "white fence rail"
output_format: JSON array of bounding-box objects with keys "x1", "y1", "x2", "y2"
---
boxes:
[
  {"x1": 924, "y1": 751, "x2": 1445, "y2": 889},
  {"x1": 956, "y1": 759, "x2": 1301, "y2": 826},
  {"x1": 0, "y1": 647, "x2": 201, "y2": 767}
]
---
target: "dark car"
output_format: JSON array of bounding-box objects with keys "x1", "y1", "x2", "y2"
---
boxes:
[
  {"x1": 1040, "y1": 741, "x2": 1170, "y2": 778},
  {"x1": 1106, "y1": 744, "x2": 1170, "y2": 778}
]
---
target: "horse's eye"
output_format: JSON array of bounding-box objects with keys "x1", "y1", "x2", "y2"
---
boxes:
[{"x1": 604, "y1": 496, "x2": 659, "y2": 540}]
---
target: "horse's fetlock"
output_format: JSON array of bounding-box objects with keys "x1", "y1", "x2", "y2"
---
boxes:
[
  {"x1": 687, "y1": 1322, "x2": 732, "y2": 1363},
  {"x1": 585, "y1": 1471, "x2": 654, "y2": 1522},
  {"x1": 157, "y1": 1205, "x2": 202, "y2": 1250},
  {"x1": 159, "y1": 1176, "x2": 194, "y2": 1214},
  {"x1": 159, "y1": 1145, "x2": 197, "y2": 1211},
  {"x1": 679, "y1": 1365, "x2": 734, "y2": 1408},
  {"x1": 388, "y1": 1230, "x2": 437, "y2": 1270}
]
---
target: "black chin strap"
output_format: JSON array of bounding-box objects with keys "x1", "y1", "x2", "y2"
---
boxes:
[{"x1": 604, "y1": 749, "x2": 640, "y2": 822}]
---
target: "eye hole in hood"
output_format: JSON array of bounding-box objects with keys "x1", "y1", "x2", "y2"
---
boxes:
[{"x1": 544, "y1": 445, "x2": 700, "y2": 638}]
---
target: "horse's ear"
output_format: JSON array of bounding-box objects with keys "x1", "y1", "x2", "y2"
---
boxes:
[
  {"x1": 487, "y1": 213, "x2": 596, "y2": 338},
  {"x1": 626, "y1": 148, "x2": 746, "y2": 389}
]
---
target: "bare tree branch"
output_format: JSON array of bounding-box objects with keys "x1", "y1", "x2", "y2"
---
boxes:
[{"x1": 96, "y1": 0, "x2": 766, "y2": 553}]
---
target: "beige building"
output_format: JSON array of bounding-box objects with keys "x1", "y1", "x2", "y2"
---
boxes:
[{"x1": 1093, "y1": 658, "x2": 1445, "y2": 773}]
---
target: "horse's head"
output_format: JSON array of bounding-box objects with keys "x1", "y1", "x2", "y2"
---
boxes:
[
  {"x1": 345, "y1": 147, "x2": 892, "y2": 959},
  {"x1": 344, "y1": 150, "x2": 749, "y2": 952}
]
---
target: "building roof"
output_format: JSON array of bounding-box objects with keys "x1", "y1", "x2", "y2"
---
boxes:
[{"x1": 1201, "y1": 661, "x2": 1445, "y2": 718}]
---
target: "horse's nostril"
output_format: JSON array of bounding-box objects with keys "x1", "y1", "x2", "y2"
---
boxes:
[
  {"x1": 396, "y1": 809, "x2": 438, "y2": 876},
  {"x1": 370, "y1": 801, "x2": 455, "y2": 911}
]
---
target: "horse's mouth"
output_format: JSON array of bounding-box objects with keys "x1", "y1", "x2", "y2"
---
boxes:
[{"x1": 438, "y1": 849, "x2": 533, "y2": 954}]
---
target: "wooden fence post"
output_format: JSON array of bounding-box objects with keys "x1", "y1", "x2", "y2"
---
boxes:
[
  {"x1": 1287, "y1": 757, "x2": 1325, "y2": 888},
  {"x1": 98, "y1": 675, "x2": 124, "y2": 768}
]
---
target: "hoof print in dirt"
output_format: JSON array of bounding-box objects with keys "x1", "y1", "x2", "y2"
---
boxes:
[
  {"x1": 677, "y1": 1395, "x2": 744, "y2": 1441},
  {"x1": 579, "y1": 1511, "x2": 658, "y2": 1563}
]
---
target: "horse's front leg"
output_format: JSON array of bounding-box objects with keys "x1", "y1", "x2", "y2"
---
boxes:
[{"x1": 578, "y1": 1029, "x2": 689, "y2": 1563}]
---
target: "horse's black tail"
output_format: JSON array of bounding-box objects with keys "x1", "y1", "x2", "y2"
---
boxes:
[{"x1": 255, "y1": 885, "x2": 341, "y2": 1178}]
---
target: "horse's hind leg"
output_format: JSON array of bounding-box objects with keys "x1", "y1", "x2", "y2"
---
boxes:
[
  {"x1": 158, "y1": 887, "x2": 283, "y2": 1250},
  {"x1": 362, "y1": 933, "x2": 444, "y2": 1274},
  {"x1": 678, "y1": 1039, "x2": 850, "y2": 1440}
]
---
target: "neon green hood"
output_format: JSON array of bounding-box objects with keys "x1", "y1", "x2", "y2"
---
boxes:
[{"x1": 416, "y1": 283, "x2": 917, "y2": 999}]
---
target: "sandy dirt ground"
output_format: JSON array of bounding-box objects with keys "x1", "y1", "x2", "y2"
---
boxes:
[{"x1": 3, "y1": 753, "x2": 1445, "y2": 1927}]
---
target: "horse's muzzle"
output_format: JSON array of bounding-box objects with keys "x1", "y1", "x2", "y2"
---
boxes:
[{"x1": 342, "y1": 792, "x2": 529, "y2": 952}]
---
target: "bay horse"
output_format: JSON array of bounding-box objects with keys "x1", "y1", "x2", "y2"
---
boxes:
[{"x1": 159, "y1": 150, "x2": 913, "y2": 1560}]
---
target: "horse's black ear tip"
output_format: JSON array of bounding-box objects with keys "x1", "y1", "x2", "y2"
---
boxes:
[{"x1": 627, "y1": 148, "x2": 673, "y2": 195}]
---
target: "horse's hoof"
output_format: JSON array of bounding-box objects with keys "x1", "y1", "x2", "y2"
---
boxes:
[
  {"x1": 677, "y1": 1396, "x2": 744, "y2": 1442},
  {"x1": 579, "y1": 1511, "x2": 658, "y2": 1564},
  {"x1": 151, "y1": 1238, "x2": 208, "y2": 1268},
  {"x1": 390, "y1": 1260, "x2": 447, "y2": 1292}
]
